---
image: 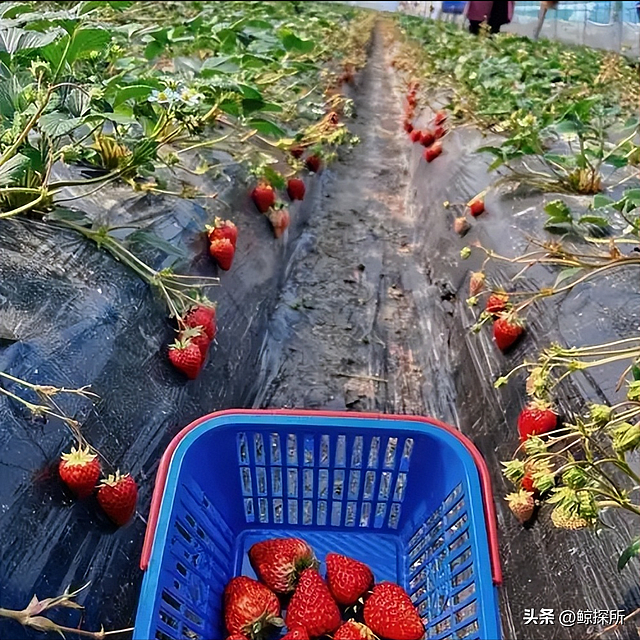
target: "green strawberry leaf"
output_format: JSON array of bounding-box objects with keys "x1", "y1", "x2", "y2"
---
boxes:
[
  {"x1": 577, "y1": 215, "x2": 608, "y2": 227},
  {"x1": 263, "y1": 166, "x2": 285, "y2": 190},
  {"x1": 45, "y1": 207, "x2": 92, "y2": 226},
  {"x1": 476, "y1": 145, "x2": 504, "y2": 157},
  {"x1": 554, "y1": 119, "x2": 580, "y2": 137},
  {"x1": 624, "y1": 189, "x2": 640, "y2": 207},
  {"x1": 592, "y1": 194, "x2": 615, "y2": 209},
  {"x1": 553, "y1": 267, "x2": 582, "y2": 288},
  {"x1": 606, "y1": 154, "x2": 628, "y2": 168},
  {"x1": 0, "y1": 27, "x2": 61, "y2": 54},
  {"x1": 0, "y1": 152, "x2": 28, "y2": 186},
  {"x1": 38, "y1": 112, "x2": 83, "y2": 138},
  {"x1": 618, "y1": 537, "x2": 640, "y2": 571},
  {"x1": 144, "y1": 40, "x2": 164, "y2": 60},
  {"x1": 249, "y1": 118, "x2": 286, "y2": 139},
  {"x1": 112, "y1": 83, "x2": 158, "y2": 108},
  {"x1": 280, "y1": 30, "x2": 314, "y2": 53},
  {"x1": 544, "y1": 200, "x2": 572, "y2": 222},
  {"x1": 201, "y1": 55, "x2": 240, "y2": 74}
]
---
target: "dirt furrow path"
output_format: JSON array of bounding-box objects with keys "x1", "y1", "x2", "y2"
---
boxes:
[{"x1": 253, "y1": 25, "x2": 457, "y2": 423}]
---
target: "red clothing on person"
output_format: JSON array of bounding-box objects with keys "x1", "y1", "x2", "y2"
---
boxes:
[{"x1": 466, "y1": 1, "x2": 515, "y2": 23}]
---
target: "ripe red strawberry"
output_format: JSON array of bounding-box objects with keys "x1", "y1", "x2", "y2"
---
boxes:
[
  {"x1": 434, "y1": 110, "x2": 447, "y2": 125},
  {"x1": 404, "y1": 121, "x2": 414, "y2": 134},
  {"x1": 326, "y1": 552, "x2": 374, "y2": 606},
  {"x1": 286, "y1": 569, "x2": 341, "y2": 637},
  {"x1": 179, "y1": 326, "x2": 210, "y2": 359},
  {"x1": 184, "y1": 304, "x2": 216, "y2": 340},
  {"x1": 433, "y1": 125, "x2": 447, "y2": 139},
  {"x1": 59, "y1": 447, "x2": 101, "y2": 498},
  {"x1": 290, "y1": 145, "x2": 305, "y2": 159},
  {"x1": 468, "y1": 196, "x2": 485, "y2": 217},
  {"x1": 486, "y1": 293, "x2": 509, "y2": 314},
  {"x1": 364, "y1": 583, "x2": 424, "y2": 640},
  {"x1": 251, "y1": 184, "x2": 275, "y2": 213},
  {"x1": 521, "y1": 473, "x2": 535, "y2": 493},
  {"x1": 305, "y1": 154, "x2": 322, "y2": 173},
  {"x1": 518, "y1": 401, "x2": 558, "y2": 440},
  {"x1": 409, "y1": 129, "x2": 422, "y2": 143},
  {"x1": 287, "y1": 178, "x2": 306, "y2": 201},
  {"x1": 424, "y1": 141, "x2": 442, "y2": 163},
  {"x1": 97, "y1": 472, "x2": 138, "y2": 526},
  {"x1": 225, "y1": 635, "x2": 247, "y2": 640},
  {"x1": 210, "y1": 237, "x2": 235, "y2": 270},
  {"x1": 249, "y1": 537, "x2": 316, "y2": 593},
  {"x1": 334, "y1": 622, "x2": 376, "y2": 639},
  {"x1": 168, "y1": 337, "x2": 203, "y2": 379},
  {"x1": 268, "y1": 208, "x2": 290, "y2": 238},
  {"x1": 224, "y1": 576, "x2": 283, "y2": 638},
  {"x1": 208, "y1": 218, "x2": 238, "y2": 248},
  {"x1": 420, "y1": 130, "x2": 435, "y2": 147},
  {"x1": 281, "y1": 628, "x2": 309, "y2": 640},
  {"x1": 493, "y1": 313, "x2": 525, "y2": 351}
]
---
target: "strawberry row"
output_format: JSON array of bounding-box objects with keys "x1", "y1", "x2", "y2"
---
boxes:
[
  {"x1": 399, "y1": 75, "x2": 565, "y2": 531},
  {"x1": 225, "y1": 537, "x2": 425, "y2": 640},
  {"x1": 403, "y1": 82, "x2": 447, "y2": 163},
  {"x1": 165, "y1": 149, "x2": 320, "y2": 381}
]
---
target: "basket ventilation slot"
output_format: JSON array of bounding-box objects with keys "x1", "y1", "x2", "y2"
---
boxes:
[{"x1": 236, "y1": 432, "x2": 414, "y2": 529}]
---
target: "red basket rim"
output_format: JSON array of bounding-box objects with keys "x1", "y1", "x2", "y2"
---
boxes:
[{"x1": 139, "y1": 409, "x2": 502, "y2": 585}]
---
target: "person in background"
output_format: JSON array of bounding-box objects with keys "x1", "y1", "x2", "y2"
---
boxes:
[{"x1": 466, "y1": 1, "x2": 516, "y2": 35}]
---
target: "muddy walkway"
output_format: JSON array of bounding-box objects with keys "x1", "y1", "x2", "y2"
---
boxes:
[{"x1": 252, "y1": 32, "x2": 458, "y2": 423}]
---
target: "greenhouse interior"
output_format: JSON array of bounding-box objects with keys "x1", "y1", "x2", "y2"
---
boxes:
[{"x1": 0, "y1": 1, "x2": 638, "y2": 640}]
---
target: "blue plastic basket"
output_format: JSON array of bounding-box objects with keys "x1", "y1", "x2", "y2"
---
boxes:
[
  {"x1": 442, "y1": 1, "x2": 467, "y2": 15},
  {"x1": 135, "y1": 410, "x2": 502, "y2": 640}
]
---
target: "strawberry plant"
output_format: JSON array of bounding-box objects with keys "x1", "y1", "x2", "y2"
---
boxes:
[
  {"x1": 391, "y1": 8, "x2": 640, "y2": 587},
  {"x1": 478, "y1": 100, "x2": 639, "y2": 194},
  {"x1": 394, "y1": 15, "x2": 638, "y2": 132},
  {"x1": 465, "y1": 192, "x2": 640, "y2": 571},
  {"x1": 0, "y1": 0, "x2": 371, "y2": 316}
]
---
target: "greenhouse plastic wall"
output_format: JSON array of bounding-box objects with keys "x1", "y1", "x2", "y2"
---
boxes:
[{"x1": 393, "y1": 1, "x2": 640, "y2": 56}]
